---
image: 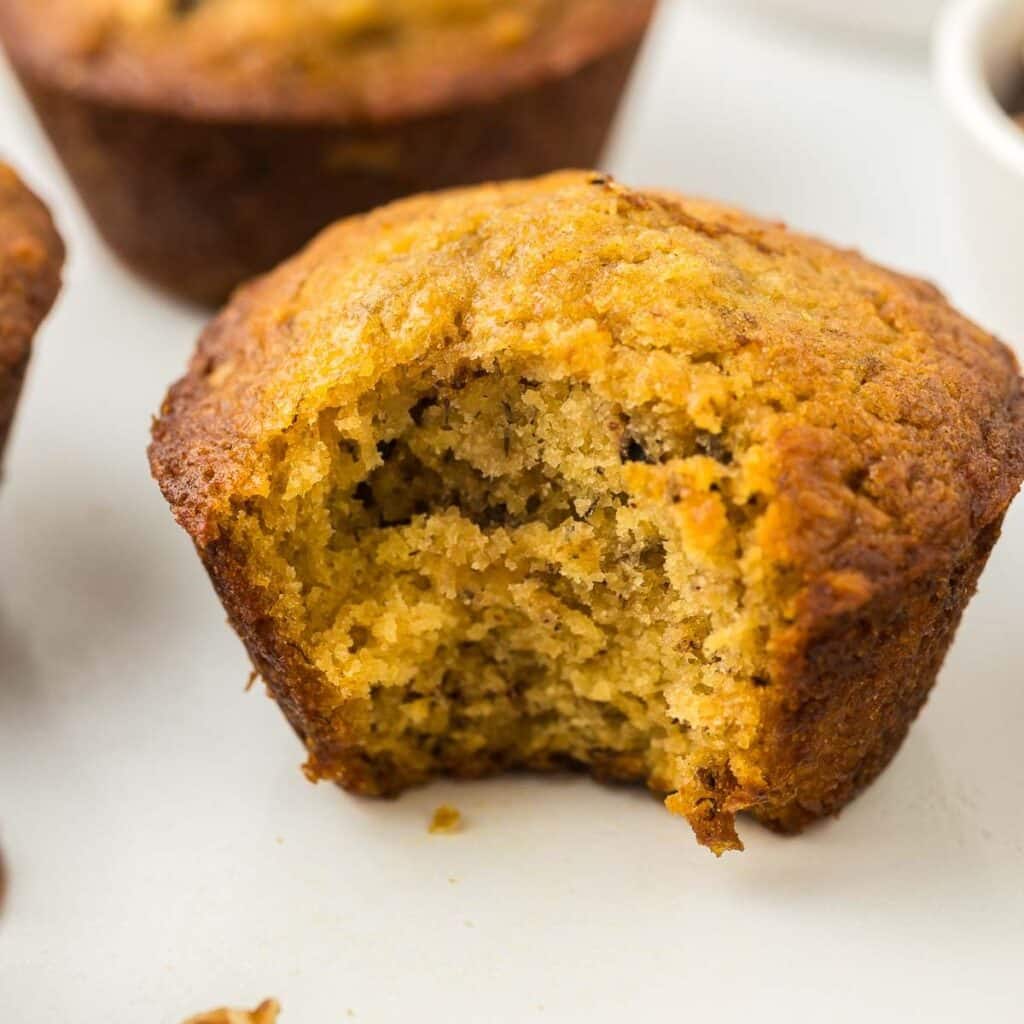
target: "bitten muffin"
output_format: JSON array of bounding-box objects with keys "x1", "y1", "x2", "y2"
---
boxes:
[
  {"x1": 0, "y1": 0, "x2": 654, "y2": 305},
  {"x1": 150, "y1": 172, "x2": 1024, "y2": 854},
  {"x1": 0, "y1": 162, "x2": 62, "y2": 477}
]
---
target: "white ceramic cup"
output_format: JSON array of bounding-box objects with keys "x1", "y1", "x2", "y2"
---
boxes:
[{"x1": 935, "y1": 0, "x2": 1024, "y2": 357}]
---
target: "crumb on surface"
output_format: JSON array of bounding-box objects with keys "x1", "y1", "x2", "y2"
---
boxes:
[
  {"x1": 429, "y1": 804, "x2": 463, "y2": 834},
  {"x1": 183, "y1": 999, "x2": 280, "y2": 1024}
]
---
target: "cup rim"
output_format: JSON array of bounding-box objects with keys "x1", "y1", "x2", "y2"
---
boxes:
[{"x1": 934, "y1": 0, "x2": 1024, "y2": 178}]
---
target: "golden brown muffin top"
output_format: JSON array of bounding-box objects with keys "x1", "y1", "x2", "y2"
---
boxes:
[
  {"x1": 0, "y1": 162, "x2": 63, "y2": 379},
  {"x1": 152, "y1": 171, "x2": 1024, "y2": 616},
  {"x1": 0, "y1": 0, "x2": 653, "y2": 121}
]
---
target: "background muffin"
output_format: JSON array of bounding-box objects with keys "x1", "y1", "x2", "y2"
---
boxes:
[
  {"x1": 0, "y1": 0, "x2": 654, "y2": 305},
  {"x1": 150, "y1": 172, "x2": 1024, "y2": 853},
  {"x1": 0, "y1": 162, "x2": 62, "y2": 478}
]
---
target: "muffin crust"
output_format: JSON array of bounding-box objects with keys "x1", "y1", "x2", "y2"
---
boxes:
[{"x1": 151, "y1": 172, "x2": 1024, "y2": 852}]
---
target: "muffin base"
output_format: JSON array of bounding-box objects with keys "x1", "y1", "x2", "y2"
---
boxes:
[{"x1": 14, "y1": 38, "x2": 644, "y2": 305}]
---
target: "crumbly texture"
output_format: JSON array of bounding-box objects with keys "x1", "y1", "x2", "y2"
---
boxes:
[
  {"x1": 0, "y1": 162, "x2": 63, "y2": 475},
  {"x1": 0, "y1": 0, "x2": 650, "y2": 121},
  {"x1": 183, "y1": 1000, "x2": 280, "y2": 1024},
  {"x1": 150, "y1": 172, "x2": 1024, "y2": 853}
]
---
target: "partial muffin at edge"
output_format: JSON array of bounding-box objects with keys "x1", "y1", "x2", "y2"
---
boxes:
[
  {"x1": 150, "y1": 171, "x2": 1024, "y2": 853},
  {"x1": 0, "y1": 162, "x2": 63, "y2": 476},
  {"x1": 0, "y1": 0, "x2": 655, "y2": 304}
]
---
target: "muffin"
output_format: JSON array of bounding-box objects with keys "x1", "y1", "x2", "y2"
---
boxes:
[
  {"x1": 150, "y1": 172, "x2": 1024, "y2": 854},
  {"x1": 0, "y1": 1, "x2": 654, "y2": 306},
  {"x1": 0, "y1": 162, "x2": 63, "y2": 477}
]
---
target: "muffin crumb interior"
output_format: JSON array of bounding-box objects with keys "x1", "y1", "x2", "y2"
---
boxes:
[{"x1": 231, "y1": 353, "x2": 771, "y2": 852}]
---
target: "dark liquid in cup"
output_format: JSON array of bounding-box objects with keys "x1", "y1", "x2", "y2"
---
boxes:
[{"x1": 1010, "y1": 75, "x2": 1024, "y2": 129}]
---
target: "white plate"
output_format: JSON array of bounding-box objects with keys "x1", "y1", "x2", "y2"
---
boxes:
[
  {"x1": 730, "y1": 0, "x2": 944, "y2": 41},
  {"x1": 1, "y1": 4, "x2": 1022, "y2": 1021}
]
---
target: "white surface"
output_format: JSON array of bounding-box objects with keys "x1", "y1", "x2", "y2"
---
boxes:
[
  {"x1": 736, "y1": 0, "x2": 944, "y2": 41},
  {"x1": 936, "y1": 0, "x2": 1024, "y2": 352},
  {"x1": 1, "y1": 3, "x2": 1023, "y2": 1021}
]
